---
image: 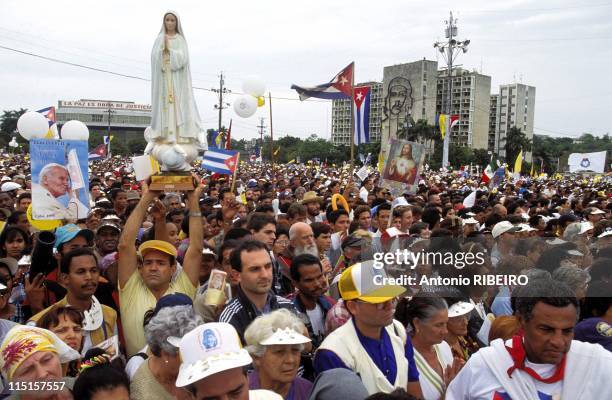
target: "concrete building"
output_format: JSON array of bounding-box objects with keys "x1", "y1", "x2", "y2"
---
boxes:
[
  {"x1": 331, "y1": 59, "x2": 440, "y2": 147},
  {"x1": 436, "y1": 67, "x2": 491, "y2": 149},
  {"x1": 56, "y1": 99, "x2": 151, "y2": 143},
  {"x1": 331, "y1": 81, "x2": 383, "y2": 146},
  {"x1": 492, "y1": 83, "x2": 536, "y2": 161},
  {"x1": 380, "y1": 59, "x2": 438, "y2": 147},
  {"x1": 489, "y1": 94, "x2": 500, "y2": 152}
]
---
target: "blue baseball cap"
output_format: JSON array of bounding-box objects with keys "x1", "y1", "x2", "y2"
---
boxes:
[
  {"x1": 152, "y1": 293, "x2": 193, "y2": 318},
  {"x1": 54, "y1": 224, "x2": 94, "y2": 250}
]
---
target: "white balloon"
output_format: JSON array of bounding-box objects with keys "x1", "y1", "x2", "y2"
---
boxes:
[
  {"x1": 233, "y1": 95, "x2": 257, "y2": 118},
  {"x1": 242, "y1": 75, "x2": 266, "y2": 97},
  {"x1": 61, "y1": 120, "x2": 89, "y2": 140},
  {"x1": 144, "y1": 126, "x2": 153, "y2": 142},
  {"x1": 17, "y1": 111, "x2": 49, "y2": 141}
]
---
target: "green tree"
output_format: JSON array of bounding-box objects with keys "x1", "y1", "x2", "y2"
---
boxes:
[
  {"x1": 0, "y1": 109, "x2": 27, "y2": 136},
  {"x1": 230, "y1": 138, "x2": 247, "y2": 152},
  {"x1": 449, "y1": 145, "x2": 474, "y2": 169},
  {"x1": 0, "y1": 109, "x2": 27, "y2": 149},
  {"x1": 473, "y1": 149, "x2": 490, "y2": 168},
  {"x1": 504, "y1": 127, "x2": 532, "y2": 164},
  {"x1": 127, "y1": 137, "x2": 148, "y2": 155}
]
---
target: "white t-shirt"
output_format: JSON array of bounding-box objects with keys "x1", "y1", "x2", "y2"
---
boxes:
[
  {"x1": 306, "y1": 303, "x2": 325, "y2": 337},
  {"x1": 446, "y1": 349, "x2": 562, "y2": 400}
]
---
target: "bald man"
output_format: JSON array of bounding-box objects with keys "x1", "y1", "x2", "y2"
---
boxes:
[
  {"x1": 31, "y1": 163, "x2": 88, "y2": 220},
  {"x1": 493, "y1": 204, "x2": 508, "y2": 217}
]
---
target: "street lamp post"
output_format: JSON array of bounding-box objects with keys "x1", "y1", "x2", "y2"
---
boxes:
[{"x1": 434, "y1": 12, "x2": 470, "y2": 169}]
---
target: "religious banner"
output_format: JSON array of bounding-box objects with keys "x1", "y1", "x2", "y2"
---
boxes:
[
  {"x1": 30, "y1": 139, "x2": 89, "y2": 220},
  {"x1": 568, "y1": 151, "x2": 607, "y2": 173},
  {"x1": 380, "y1": 139, "x2": 424, "y2": 196}
]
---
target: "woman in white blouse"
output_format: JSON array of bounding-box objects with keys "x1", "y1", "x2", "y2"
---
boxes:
[{"x1": 405, "y1": 293, "x2": 464, "y2": 400}]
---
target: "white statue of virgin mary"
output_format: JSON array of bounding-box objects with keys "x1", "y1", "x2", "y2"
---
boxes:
[{"x1": 148, "y1": 11, "x2": 207, "y2": 171}]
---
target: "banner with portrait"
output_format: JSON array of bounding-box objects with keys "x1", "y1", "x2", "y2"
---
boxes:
[
  {"x1": 380, "y1": 139, "x2": 424, "y2": 196},
  {"x1": 30, "y1": 139, "x2": 89, "y2": 220}
]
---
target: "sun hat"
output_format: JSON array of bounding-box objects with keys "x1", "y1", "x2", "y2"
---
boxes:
[
  {"x1": 260, "y1": 328, "x2": 311, "y2": 346},
  {"x1": 301, "y1": 191, "x2": 323, "y2": 204},
  {"x1": 172, "y1": 323, "x2": 253, "y2": 387},
  {"x1": 448, "y1": 301, "x2": 475, "y2": 318}
]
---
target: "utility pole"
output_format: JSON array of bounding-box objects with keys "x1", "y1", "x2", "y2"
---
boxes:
[
  {"x1": 434, "y1": 12, "x2": 470, "y2": 169},
  {"x1": 257, "y1": 117, "x2": 266, "y2": 160},
  {"x1": 212, "y1": 71, "x2": 231, "y2": 134},
  {"x1": 106, "y1": 106, "x2": 115, "y2": 158}
]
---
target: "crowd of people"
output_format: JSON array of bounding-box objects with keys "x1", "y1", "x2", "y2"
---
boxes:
[{"x1": 0, "y1": 153, "x2": 609, "y2": 399}]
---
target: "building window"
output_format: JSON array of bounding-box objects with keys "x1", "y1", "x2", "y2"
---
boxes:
[{"x1": 92, "y1": 114, "x2": 103, "y2": 122}]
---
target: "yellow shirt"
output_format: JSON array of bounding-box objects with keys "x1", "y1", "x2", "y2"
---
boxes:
[{"x1": 119, "y1": 271, "x2": 196, "y2": 357}]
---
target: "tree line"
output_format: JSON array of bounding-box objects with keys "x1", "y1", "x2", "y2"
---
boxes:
[{"x1": 1, "y1": 110, "x2": 610, "y2": 173}]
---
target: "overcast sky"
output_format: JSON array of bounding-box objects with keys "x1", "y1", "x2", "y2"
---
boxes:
[{"x1": 1, "y1": 0, "x2": 610, "y2": 142}]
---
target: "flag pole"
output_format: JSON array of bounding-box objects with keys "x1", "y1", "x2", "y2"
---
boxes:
[
  {"x1": 269, "y1": 92, "x2": 274, "y2": 179},
  {"x1": 349, "y1": 62, "x2": 355, "y2": 172},
  {"x1": 231, "y1": 152, "x2": 240, "y2": 193}
]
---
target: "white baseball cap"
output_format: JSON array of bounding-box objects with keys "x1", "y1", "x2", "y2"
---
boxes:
[
  {"x1": 172, "y1": 323, "x2": 252, "y2": 388},
  {"x1": 202, "y1": 248, "x2": 216, "y2": 257},
  {"x1": 517, "y1": 223, "x2": 536, "y2": 233},
  {"x1": 0, "y1": 182, "x2": 21, "y2": 192},
  {"x1": 579, "y1": 221, "x2": 594, "y2": 235},
  {"x1": 462, "y1": 217, "x2": 479, "y2": 225},
  {"x1": 492, "y1": 221, "x2": 520, "y2": 239},
  {"x1": 598, "y1": 227, "x2": 612, "y2": 238}
]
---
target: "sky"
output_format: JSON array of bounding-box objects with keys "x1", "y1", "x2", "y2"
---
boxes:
[{"x1": 0, "y1": 0, "x2": 611, "y2": 142}]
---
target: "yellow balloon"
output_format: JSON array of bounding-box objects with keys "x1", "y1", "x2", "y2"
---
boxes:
[
  {"x1": 27, "y1": 204, "x2": 62, "y2": 231},
  {"x1": 257, "y1": 96, "x2": 265, "y2": 107}
]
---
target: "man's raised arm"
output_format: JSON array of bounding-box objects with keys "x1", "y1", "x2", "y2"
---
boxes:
[
  {"x1": 117, "y1": 181, "x2": 158, "y2": 288},
  {"x1": 182, "y1": 180, "x2": 205, "y2": 287}
]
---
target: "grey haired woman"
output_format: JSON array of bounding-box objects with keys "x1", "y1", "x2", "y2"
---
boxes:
[{"x1": 130, "y1": 305, "x2": 202, "y2": 400}]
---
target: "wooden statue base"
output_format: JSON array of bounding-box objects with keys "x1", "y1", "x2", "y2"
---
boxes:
[{"x1": 149, "y1": 172, "x2": 195, "y2": 191}]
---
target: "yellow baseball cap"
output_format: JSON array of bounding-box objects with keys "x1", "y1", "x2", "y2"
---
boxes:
[
  {"x1": 339, "y1": 261, "x2": 406, "y2": 304},
  {"x1": 138, "y1": 240, "x2": 177, "y2": 258}
]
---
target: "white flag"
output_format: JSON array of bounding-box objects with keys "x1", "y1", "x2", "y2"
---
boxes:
[{"x1": 568, "y1": 151, "x2": 607, "y2": 173}]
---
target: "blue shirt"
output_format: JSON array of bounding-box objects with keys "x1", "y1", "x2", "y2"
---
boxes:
[
  {"x1": 491, "y1": 286, "x2": 513, "y2": 317},
  {"x1": 314, "y1": 319, "x2": 420, "y2": 383}
]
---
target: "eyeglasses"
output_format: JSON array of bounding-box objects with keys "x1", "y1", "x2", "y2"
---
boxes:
[{"x1": 275, "y1": 240, "x2": 290, "y2": 246}]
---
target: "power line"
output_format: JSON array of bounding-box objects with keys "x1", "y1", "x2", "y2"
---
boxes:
[{"x1": 0, "y1": 43, "x2": 330, "y2": 103}]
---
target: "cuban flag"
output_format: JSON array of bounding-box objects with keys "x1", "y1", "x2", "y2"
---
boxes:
[
  {"x1": 88, "y1": 143, "x2": 107, "y2": 160},
  {"x1": 291, "y1": 63, "x2": 353, "y2": 100},
  {"x1": 201, "y1": 148, "x2": 239, "y2": 175},
  {"x1": 353, "y1": 86, "x2": 370, "y2": 145},
  {"x1": 37, "y1": 106, "x2": 59, "y2": 139}
]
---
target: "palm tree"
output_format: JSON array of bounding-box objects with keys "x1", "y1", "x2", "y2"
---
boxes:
[
  {"x1": 504, "y1": 127, "x2": 532, "y2": 164},
  {"x1": 405, "y1": 119, "x2": 438, "y2": 162}
]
